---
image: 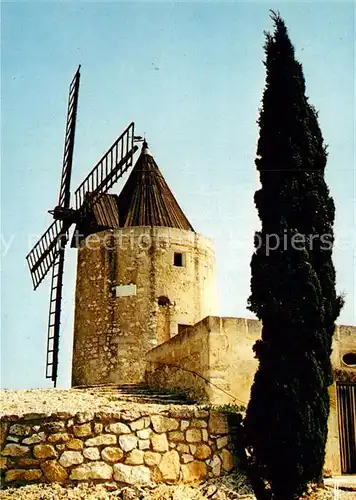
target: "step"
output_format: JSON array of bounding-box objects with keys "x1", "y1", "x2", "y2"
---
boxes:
[{"x1": 73, "y1": 384, "x2": 196, "y2": 405}]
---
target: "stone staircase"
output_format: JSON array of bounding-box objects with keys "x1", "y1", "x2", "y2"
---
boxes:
[{"x1": 73, "y1": 383, "x2": 196, "y2": 405}]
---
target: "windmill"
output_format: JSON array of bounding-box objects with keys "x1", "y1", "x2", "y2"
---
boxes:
[{"x1": 26, "y1": 66, "x2": 140, "y2": 387}]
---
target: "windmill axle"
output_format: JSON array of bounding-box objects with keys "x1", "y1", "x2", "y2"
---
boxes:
[{"x1": 49, "y1": 206, "x2": 79, "y2": 224}]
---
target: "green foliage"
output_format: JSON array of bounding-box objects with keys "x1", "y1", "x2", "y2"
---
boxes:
[
  {"x1": 243, "y1": 10, "x2": 343, "y2": 500},
  {"x1": 214, "y1": 403, "x2": 246, "y2": 414}
]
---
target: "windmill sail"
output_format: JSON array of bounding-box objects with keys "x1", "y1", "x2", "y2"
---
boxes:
[
  {"x1": 46, "y1": 249, "x2": 65, "y2": 385},
  {"x1": 26, "y1": 65, "x2": 140, "y2": 387},
  {"x1": 58, "y1": 66, "x2": 81, "y2": 209},
  {"x1": 74, "y1": 122, "x2": 137, "y2": 210},
  {"x1": 26, "y1": 220, "x2": 67, "y2": 290}
]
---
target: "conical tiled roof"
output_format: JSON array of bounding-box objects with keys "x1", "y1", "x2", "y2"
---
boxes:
[{"x1": 116, "y1": 142, "x2": 194, "y2": 231}]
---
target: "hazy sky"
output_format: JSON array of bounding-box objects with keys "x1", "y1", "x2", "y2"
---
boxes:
[{"x1": 1, "y1": 1, "x2": 355, "y2": 389}]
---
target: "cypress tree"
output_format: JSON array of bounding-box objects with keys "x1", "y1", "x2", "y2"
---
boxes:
[{"x1": 243, "y1": 12, "x2": 343, "y2": 500}]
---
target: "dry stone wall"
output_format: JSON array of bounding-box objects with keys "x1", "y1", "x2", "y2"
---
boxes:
[{"x1": 1, "y1": 407, "x2": 235, "y2": 488}]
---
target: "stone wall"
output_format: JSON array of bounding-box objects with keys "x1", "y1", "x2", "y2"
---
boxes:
[
  {"x1": 146, "y1": 317, "x2": 356, "y2": 476},
  {"x1": 0, "y1": 407, "x2": 235, "y2": 488},
  {"x1": 146, "y1": 316, "x2": 261, "y2": 406},
  {"x1": 72, "y1": 227, "x2": 217, "y2": 386}
]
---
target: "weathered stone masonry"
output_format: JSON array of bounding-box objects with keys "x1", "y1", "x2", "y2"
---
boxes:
[
  {"x1": 72, "y1": 227, "x2": 217, "y2": 387},
  {"x1": 0, "y1": 407, "x2": 235, "y2": 487}
]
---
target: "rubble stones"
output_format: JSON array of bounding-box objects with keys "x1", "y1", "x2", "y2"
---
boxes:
[
  {"x1": 151, "y1": 415, "x2": 179, "y2": 433},
  {"x1": 66, "y1": 438, "x2": 84, "y2": 450},
  {"x1": 40, "y1": 460, "x2": 68, "y2": 482},
  {"x1": 118, "y1": 434, "x2": 137, "y2": 452},
  {"x1": 125, "y1": 449, "x2": 144, "y2": 465},
  {"x1": 143, "y1": 451, "x2": 161, "y2": 466},
  {"x1": 151, "y1": 433, "x2": 168, "y2": 452},
  {"x1": 186, "y1": 429, "x2": 201, "y2": 443},
  {"x1": 86, "y1": 434, "x2": 117, "y2": 447},
  {"x1": 83, "y1": 447, "x2": 101, "y2": 461},
  {"x1": 33, "y1": 444, "x2": 57, "y2": 459},
  {"x1": 1, "y1": 444, "x2": 30, "y2": 457},
  {"x1": 113, "y1": 464, "x2": 151, "y2": 485},
  {"x1": 101, "y1": 446, "x2": 124, "y2": 463},
  {"x1": 181, "y1": 461, "x2": 208, "y2": 482},
  {"x1": 105, "y1": 422, "x2": 131, "y2": 435},
  {"x1": 59, "y1": 451, "x2": 84, "y2": 467},
  {"x1": 73, "y1": 423, "x2": 92, "y2": 437}
]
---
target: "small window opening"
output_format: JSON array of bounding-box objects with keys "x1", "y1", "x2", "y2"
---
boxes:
[
  {"x1": 178, "y1": 324, "x2": 190, "y2": 335},
  {"x1": 342, "y1": 352, "x2": 356, "y2": 366},
  {"x1": 174, "y1": 252, "x2": 183, "y2": 267},
  {"x1": 158, "y1": 296, "x2": 170, "y2": 306}
]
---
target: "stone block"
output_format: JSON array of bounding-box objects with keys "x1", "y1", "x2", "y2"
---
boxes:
[
  {"x1": 22, "y1": 432, "x2": 46, "y2": 445},
  {"x1": 158, "y1": 450, "x2": 180, "y2": 482},
  {"x1": 143, "y1": 451, "x2": 161, "y2": 466},
  {"x1": 1, "y1": 444, "x2": 30, "y2": 457},
  {"x1": 195, "y1": 444, "x2": 211, "y2": 460},
  {"x1": 186, "y1": 429, "x2": 201, "y2": 443},
  {"x1": 59, "y1": 450, "x2": 84, "y2": 467},
  {"x1": 191, "y1": 419, "x2": 208, "y2": 428},
  {"x1": 129, "y1": 417, "x2": 149, "y2": 431},
  {"x1": 151, "y1": 415, "x2": 179, "y2": 433},
  {"x1": 73, "y1": 423, "x2": 92, "y2": 437},
  {"x1": 85, "y1": 434, "x2": 117, "y2": 447},
  {"x1": 88, "y1": 461, "x2": 113, "y2": 480},
  {"x1": 8, "y1": 424, "x2": 31, "y2": 437},
  {"x1": 120, "y1": 410, "x2": 142, "y2": 422},
  {"x1": 181, "y1": 454, "x2": 194, "y2": 464},
  {"x1": 5, "y1": 468, "x2": 42, "y2": 482},
  {"x1": 118, "y1": 434, "x2": 137, "y2": 452},
  {"x1": 168, "y1": 431, "x2": 184, "y2": 442},
  {"x1": 151, "y1": 433, "x2": 168, "y2": 452},
  {"x1": 76, "y1": 411, "x2": 94, "y2": 424},
  {"x1": 113, "y1": 463, "x2": 151, "y2": 485},
  {"x1": 136, "y1": 428, "x2": 151, "y2": 440},
  {"x1": 202, "y1": 429, "x2": 209, "y2": 442},
  {"x1": 6, "y1": 435, "x2": 19, "y2": 443},
  {"x1": 42, "y1": 421, "x2": 66, "y2": 433},
  {"x1": 208, "y1": 413, "x2": 228, "y2": 435},
  {"x1": 48, "y1": 432, "x2": 70, "y2": 443},
  {"x1": 83, "y1": 447, "x2": 101, "y2": 461},
  {"x1": 0, "y1": 422, "x2": 9, "y2": 449},
  {"x1": 209, "y1": 454, "x2": 221, "y2": 476},
  {"x1": 66, "y1": 439, "x2": 84, "y2": 450},
  {"x1": 101, "y1": 446, "x2": 124, "y2": 463},
  {"x1": 216, "y1": 436, "x2": 228, "y2": 449},
  {"x1": 33, "y1": 444, "x2": 57, "y2": 460},
  {"x1": 69, "y1": 464, "x2": 91, "y2": 480},
  {"x1": 176, "y1": 443, "x2": 190, "y2": 454},
  {"x1": 41, "y1": 460, "x2": 68, "y2": 482},
  {"x1": 17, "y1": 458, "x2": 40, "y2": 467},
  {"x1": 138, "y1": 439, "x2": 150, "y2": 450},
  {"x1": 181, "y1": 461, "x2": 208, "y2": 482},
  {"x1": 0, "y1": 457, "x2": 7, "y2": 470},
  {"x1": 180, "y1": 420, "x2": 190, "y2": 431},
  {"x1": 194, "y1": 409, "x2": 209, "y2": 419},
  {"x1": 94, "y1": 423, "x2": 103, "y2": 434},
  {"x1": 125, "y1": 449, "x2": 144, "y2": 465},
  {"x1": 105, "y1": 422, "x2": 131, "y2": 435},
  {"x1": 220, "y1": 449, "x2": 234, "y2": 472}
]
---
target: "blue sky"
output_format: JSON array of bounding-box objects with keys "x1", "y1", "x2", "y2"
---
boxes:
[{"x1": 1, "y1": 1, "x2": 355, "y2": 389}]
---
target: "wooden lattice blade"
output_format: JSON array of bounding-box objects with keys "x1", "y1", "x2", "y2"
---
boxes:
[
  {"x1": 26, "y1": 220, "x2": 68, "y2": 290},
  {"x1": 58, "y1": 66, "x2": 81, "y2": 209},
  {"x1": 74, "y1": 122, "x2": 137, "y2": 210},
  {"x1": 46, "y1": 248, "x2": 65, "y2": 386}
]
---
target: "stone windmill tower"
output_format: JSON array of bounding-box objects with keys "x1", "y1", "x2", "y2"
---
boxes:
[{"x1": 72, "y1": 141, "x2": 217, "y2": 386}]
